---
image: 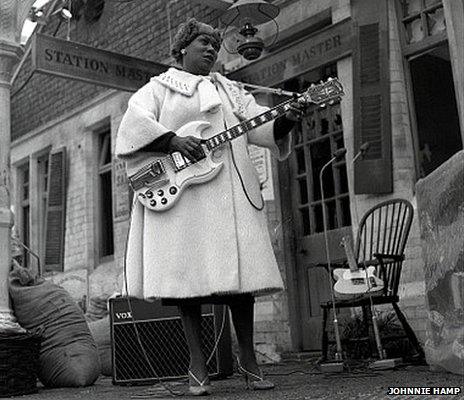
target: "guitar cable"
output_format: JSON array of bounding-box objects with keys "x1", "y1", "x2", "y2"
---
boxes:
[
  {"x1": 216, "y1": 76, "x2": 266, "y2": 212},
  {"x1": 121, "y1": 197, "x2": 229, "y2": 398},
  {"x1": 228, "y1": 141, "x2": 265, "y2": 211}
]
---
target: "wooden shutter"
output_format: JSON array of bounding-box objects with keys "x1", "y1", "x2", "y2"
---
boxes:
[
  {"x1": 44, "y1": 148, "x2": 67, "y2": 272},
  {"x1": 353, "y1": 0, "x2": 392, "y2": 194}
]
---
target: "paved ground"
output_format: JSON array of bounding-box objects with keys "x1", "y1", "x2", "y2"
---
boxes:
[{"x1": 15, "y1": 359, "x2": 463, "y2": 400}]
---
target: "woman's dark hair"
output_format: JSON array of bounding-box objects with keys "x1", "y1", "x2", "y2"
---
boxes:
[{"x1": 171, "y1": 18, "x2": 222, "y2": 62}]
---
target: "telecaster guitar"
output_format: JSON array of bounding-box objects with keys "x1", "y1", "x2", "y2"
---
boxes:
[
  {"x1": 333, "y1": 236, "x2": 384, "y2": 299},
  {"x1": 125, "y1": 78, "x2": 344, "y2": 211}
]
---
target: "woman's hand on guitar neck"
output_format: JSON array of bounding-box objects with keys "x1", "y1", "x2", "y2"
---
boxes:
[
  {"x1": 285, "y1": 99, "x2": 307, "y2": 122},
  {"x1": 274, "y1": 99, "x2": 307, "y2": 140},
  {"x1": 169, "y1": 135, "x2": 204, "y2": 162}
]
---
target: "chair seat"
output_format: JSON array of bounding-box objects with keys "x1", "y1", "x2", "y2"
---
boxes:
[{"x1": 321, "y1": 294, "x2": 399, "y2": 308}]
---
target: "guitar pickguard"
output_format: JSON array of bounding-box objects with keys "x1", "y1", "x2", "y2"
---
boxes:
[{"x1": 333, "y1": 266, "x2": 384, "y2": 299}]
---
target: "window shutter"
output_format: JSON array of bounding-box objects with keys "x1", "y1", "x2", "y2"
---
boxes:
[
  {"x1": 44, "y1": 148, "x2": 67, "y2": 272},
  {"x1": 353, "y1": 0, "x2": 392, "y2": 194}
]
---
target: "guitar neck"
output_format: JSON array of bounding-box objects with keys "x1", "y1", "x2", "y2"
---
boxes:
[
  {"x1": 342, "y1": 238, "x2": 359, "y2": 272},
  {"x1": 204, "y1": 97, "x2": 296, "y2": 151}
]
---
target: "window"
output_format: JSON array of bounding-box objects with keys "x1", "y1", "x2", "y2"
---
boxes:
[
  {"x1": 18, "y1": 163, "x2": 30, "y2": 267},
  {"x1": 97, "y1": 128, "x2": 114, "y2": 259},
  {"x1": 399, "y1": 0, "x2": 446, "y2": 53},
  {"x1": 14, "y1": 150, "x2": 66, "y2": 273},
  {"x1": 408, "y1": 46, "x2": 462, "y2": 177},
  {"x1": 397, "y1": 0, "x2": 462, "y2": 178},
  {"x1": 279, "y1": 64, "x2": 351, "y2": 236}
]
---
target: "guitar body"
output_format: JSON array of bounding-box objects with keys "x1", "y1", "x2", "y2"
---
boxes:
[
  {"x1": 125, "y1": 120, "x2": 224, "y2": 212},
  {"x1": 333, "y1": 266, "x2": 384, "y2": 299}
]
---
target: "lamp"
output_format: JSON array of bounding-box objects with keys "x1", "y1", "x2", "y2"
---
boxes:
[
  {"x1": 60, "y1": 8, "x2": 73, "y2": 19},
  {"x1": 51, "y1": 6, "x2": 73, "y2": 20},
  {"x1": 29, "y1": 7, "x2": 45, "y2": 23},
  {"x1": 220, "y1": 0, "x2": 280, "y2": 61}
]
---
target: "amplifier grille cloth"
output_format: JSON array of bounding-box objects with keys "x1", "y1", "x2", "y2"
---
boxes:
[{"x1": 113, "y1": 314, "x2": 218, "y2": 382}]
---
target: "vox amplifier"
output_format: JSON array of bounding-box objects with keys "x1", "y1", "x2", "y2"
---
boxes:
[{"x1": 109, "y1": 296, "x2": 233, "y2": 385}]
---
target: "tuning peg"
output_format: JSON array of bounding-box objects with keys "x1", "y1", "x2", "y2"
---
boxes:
[
  {"x1": 329, "y1": 100, "x2": 335, "y2": 105},
  {"x1": 319, "y1": 103, "x2": 327, "y2": 108},
  {"x1": 327, "y1": 77, "x2": 333, "y2": 81},
  {"x1": 310, "y1": 83, "x2": 315, "y2": 88}
]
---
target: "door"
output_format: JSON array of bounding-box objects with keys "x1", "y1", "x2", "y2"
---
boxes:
[{"x1": 282, "y1": 65, "x2": 352, "y2": 350}]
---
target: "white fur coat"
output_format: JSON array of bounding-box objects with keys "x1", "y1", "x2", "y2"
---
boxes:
[{"x1": 115, "y1": 67, "x2": 291, "y2": 299}]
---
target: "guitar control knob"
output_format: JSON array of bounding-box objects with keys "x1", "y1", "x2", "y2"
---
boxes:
[
  {"x1": 138, "y1": 193, "x2": 146, "y2": 199},
  {"x1": 150, "y1": 199, "x2": 157, "y2": 207},
  {"x1": 157, "y1": 189, "x2": 164, "y2": 197},
  {"x1": 146, "y1": 191, "x2": 153, "y2": 199},
  {"x1": 169, "y1": 186, "x2": 177, "y2": 195},
  {"x1": 161, "y1": 198, "x2": 168, "y2": 205}
]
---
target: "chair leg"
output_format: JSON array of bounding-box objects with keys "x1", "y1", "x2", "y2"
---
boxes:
[
  {"x1": 362, "y1": 305, "x2": 376, "y2": 358},
  {"x1": 361, "y1": 305, "x2": 370, "y2": 336},
  {"x1": 392, "y1": 302, "x2": 425, "y2": 359},
  {"x1": 321, "y1": 307, "x2": 329, "y2": 362}
]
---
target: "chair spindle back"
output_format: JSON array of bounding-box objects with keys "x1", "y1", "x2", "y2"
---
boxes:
[{"x1": 355, "y1": 199, "x2": 414, "y2": 296}]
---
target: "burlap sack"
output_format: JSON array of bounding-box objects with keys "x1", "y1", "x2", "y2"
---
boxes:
[{"x1": 9, "y1": 265, "x2": 101, "y2": 387}]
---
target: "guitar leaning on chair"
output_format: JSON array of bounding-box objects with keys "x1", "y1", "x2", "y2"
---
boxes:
[
  {"x1": 333, "y1": 236, "x2": 384, "y2": 299},
  {"x1": 126, "y1": 78, "x2": 344, "y2": 212}
]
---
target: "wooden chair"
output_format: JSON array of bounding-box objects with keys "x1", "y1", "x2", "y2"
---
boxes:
[{"x1": 319, "y1": 198, "x2": 425, "y2": 361}]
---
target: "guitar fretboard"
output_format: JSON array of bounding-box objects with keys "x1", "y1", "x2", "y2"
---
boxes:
[{"x1": 204, "y1": 98, "x2": 296, "y2": 151}]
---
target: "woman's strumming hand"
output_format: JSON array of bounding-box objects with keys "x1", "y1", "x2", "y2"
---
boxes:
[{"x1": 169, "y1": 135, "x2": 204, "y2": 162}]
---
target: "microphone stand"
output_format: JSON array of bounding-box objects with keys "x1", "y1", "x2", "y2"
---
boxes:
[
  {"x1": 235, "y1": 81, "x2": 298, "y2": 97},
  {"x1": 351, "y1": 143, "x2": 401, "y2": 370},
  {"x1": 12, "y1": 237, "x2": 42, "y2": 276},
  {"x1": 319, "y1": 148, "x2": 346, "y2": 373}
]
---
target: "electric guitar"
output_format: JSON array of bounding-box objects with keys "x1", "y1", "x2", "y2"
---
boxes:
[
  {"x1": 125, "y1": 78, "x2": 344, "y2": 211},
  {"x1": 333, "y1": 236, "x2": 384, "y2": 299}
]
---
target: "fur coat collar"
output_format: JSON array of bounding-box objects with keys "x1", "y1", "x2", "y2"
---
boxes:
[{"x1": 153, "y1": 67, "x2": 247, "y2": 117}]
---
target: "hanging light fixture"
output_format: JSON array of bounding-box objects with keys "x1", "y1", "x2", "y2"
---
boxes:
[
  {"x1": 220, "y1": 0, "x2": 280, "y2": 61},
  {"x1": 29, "y1": 7, "x2": 45, "y2": 22},
  {"x1": 51, "y1": 6, "x2": 73, "y2": 20}
]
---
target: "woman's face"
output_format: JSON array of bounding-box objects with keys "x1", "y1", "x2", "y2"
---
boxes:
[{"x1": 182, "y1": 34, "x2": 219, "y2": 76}]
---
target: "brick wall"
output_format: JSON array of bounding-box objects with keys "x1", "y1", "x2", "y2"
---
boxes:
[
  {"x1": 63, "y1": 131, "x2": 88, "y2": 269},
  {"x1": 253, "y1": 158, "x2": 293, "y2": 355}
]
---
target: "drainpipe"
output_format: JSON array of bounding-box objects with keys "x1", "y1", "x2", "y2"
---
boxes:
[
  {"x1": 0, "y1": 0, "x2": 35, "y2": 332},
  {"x1": 0, "y1": 40, "x2": 25, "y2": 332}
]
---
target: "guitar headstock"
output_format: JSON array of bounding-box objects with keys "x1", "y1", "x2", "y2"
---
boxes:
[
  {"x1": 340, "y1": 235, "x2": 352, "y2": 248},
  {"x1": 340, "y1": 235, "x2": 358, "y2": 271},
  {"x1": 301, "y1": 77, "x2": 344, "y2": 107}
]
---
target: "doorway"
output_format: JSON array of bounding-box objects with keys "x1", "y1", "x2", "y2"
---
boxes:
[
  {"x1": 409, "y1": 44, "x2": 462, "y2": 178},
  {"x1": 280, "y1": 65, "x2": 352, "y2": 350}
]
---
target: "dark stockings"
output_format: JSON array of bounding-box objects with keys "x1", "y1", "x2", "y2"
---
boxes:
[
  {"x1": 179, "y1": 304, "x2": 208, "y2": 383},
  {"x1": 229, "y1": 297, "x2": 261, "y2": 375}
]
